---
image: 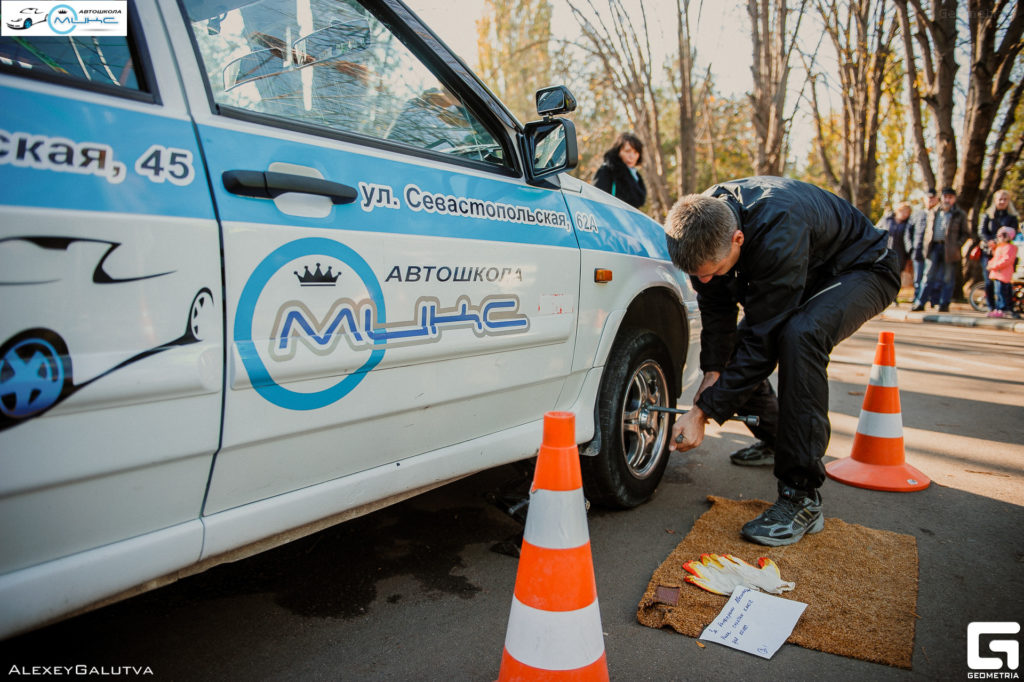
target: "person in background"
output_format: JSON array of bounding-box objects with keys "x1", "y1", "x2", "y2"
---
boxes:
[
  {"x1": 979, "y1": 189, "x2": 1021, "y2": 311},
  {"x1": 907, "y1": 189, "x2": 938, "y2": 305},
  {"x1": 876, "y1": 201, "x2": 913, "y2": 302},
  {"x1": 593, "y1": 132, "x2": 647, "y2": 209},
  {"x1": 912, "y1": 187, "x2": 967, "y2": 312},
  {"x1": 987, "y1": 226, "x2": 1020, "y2": 319}
]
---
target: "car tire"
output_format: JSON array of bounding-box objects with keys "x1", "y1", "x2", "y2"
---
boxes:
[{"x1": 581, "y1": 329, "x2": 676, "y2": 509}]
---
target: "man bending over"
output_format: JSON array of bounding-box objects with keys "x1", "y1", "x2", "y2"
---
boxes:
[{"x1": 664, "y1": 177, "x2": 899, "y2": 546}]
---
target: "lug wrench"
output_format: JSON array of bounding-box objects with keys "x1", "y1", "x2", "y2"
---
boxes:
[{"x1": 644, "y1": 404, "x2": 761, "y2": 430}]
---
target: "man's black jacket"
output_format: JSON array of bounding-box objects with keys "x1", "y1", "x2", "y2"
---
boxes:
[{"x1": 691, "y1": 177, "x2": 887, "y2": 424}]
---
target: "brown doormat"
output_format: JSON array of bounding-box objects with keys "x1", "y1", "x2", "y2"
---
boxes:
[{"x1": 638, "y1": 496, "x2": 919, "y2": 669}]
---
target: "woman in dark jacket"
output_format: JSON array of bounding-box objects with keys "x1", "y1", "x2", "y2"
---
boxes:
[
  {"x1": 979, "y1": 189, "x2": 1020, "y2": 310},
  {"x1": 593, "y1": 132, "x2": 647, "y2": 209}
]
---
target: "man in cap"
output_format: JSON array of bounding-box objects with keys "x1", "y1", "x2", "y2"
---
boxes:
[{"x1": 912, "y1": 187, "x2": 968, "y2": 312}]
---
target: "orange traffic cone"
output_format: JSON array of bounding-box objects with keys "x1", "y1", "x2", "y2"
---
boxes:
[
  {"x1": 826, "y1": 331, "x2": 930, "y2": 492},
  {"x1": 498, "y1": 411, "x2": 608, "y2": 681}
]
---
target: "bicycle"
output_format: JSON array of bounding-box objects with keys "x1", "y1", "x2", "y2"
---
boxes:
[{"x1": 968, "y1": 278, "x2": 1024, "y2": 315}]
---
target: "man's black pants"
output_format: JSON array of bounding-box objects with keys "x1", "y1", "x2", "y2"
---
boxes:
[{"x1": 737, "y1": 251, "x2": 901, "y2": 493}]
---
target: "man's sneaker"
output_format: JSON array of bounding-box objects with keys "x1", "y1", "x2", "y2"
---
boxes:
[
  {"x1": 729, "y1": 441, "x2": 775, "y2": 467},
  {"x1": 741, "y1": 485, "x2": 824, "y2": 546}
]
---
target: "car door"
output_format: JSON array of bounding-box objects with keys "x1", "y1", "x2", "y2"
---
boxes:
[
  {"x1": 165, "y1": 0, "x2": 582, "y2": 515},
  {"x1": 0, "y1": 0, "x2": 222, "y2": 629}
]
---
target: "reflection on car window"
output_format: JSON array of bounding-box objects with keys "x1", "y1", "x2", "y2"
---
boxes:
[
  {"x1": 0, "y1": 35, "x2": 141, "y2": 90},
  {"x1": 183, "y1": 0, "x2": 505, "y2": 167}
]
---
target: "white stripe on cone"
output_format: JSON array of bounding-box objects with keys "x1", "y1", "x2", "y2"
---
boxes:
[
  {"x1": 856, "y1": 409, "x2": 904, "y2": 439},
  {"x1": 869, "y1": 364, "x2": 898, "y2": 387},
  {"x1": 523, "y1": 488, "x2": 590, "y2": 550},
  {"x1": 504, "y1": 597, "x2": 605, "y2": 671}
]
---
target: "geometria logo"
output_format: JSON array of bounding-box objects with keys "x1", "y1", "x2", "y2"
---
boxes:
[{"x1": 968, "y1": 622, "x2": 1020, "y2": 680}]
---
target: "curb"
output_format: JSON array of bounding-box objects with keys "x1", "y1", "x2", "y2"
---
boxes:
[{"x1": 880, "y1": 308, "x2": 1024, "y2": 333}]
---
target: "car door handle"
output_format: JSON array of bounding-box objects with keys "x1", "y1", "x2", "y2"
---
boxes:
[{"x1": 222, "y1": 170, "x2": 357, "y2": 205}]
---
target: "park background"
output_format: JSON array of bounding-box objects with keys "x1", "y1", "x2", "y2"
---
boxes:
[{"x1": 408, "y1": 0, "x2": 1023, "y2": 234}]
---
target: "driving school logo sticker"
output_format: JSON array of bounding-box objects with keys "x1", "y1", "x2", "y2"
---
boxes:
[
  {"x1": 235, "y1": 238, "x2": 529, "y2": 411},
  {"x1": 1, "y1": 1, "x2": 128, "y2": 37}
]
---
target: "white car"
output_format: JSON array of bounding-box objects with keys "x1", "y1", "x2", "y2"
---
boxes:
[
  {"x1": 0, "y1": 0, "x2": 701, "y2": 638},
  {"x1": 5, "y1": 8, "x2": 45, "y2": 30}
]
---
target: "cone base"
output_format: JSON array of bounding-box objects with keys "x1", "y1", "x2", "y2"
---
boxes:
[
  {"x1": 826, "y1": 457, "x2": 930, "y2": 492},
  {"x1": 499, "y1": 649, "x2": 608, "y2": 681}
]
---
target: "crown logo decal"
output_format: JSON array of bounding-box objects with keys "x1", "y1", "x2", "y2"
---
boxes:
[{"x1": 294, "y1": 263, "x2": 341, "y2": 286}]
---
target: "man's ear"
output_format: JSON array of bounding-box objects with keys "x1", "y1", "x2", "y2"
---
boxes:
[{"x1": 732, "y1": 230, "x2": 744, "y2": 247}]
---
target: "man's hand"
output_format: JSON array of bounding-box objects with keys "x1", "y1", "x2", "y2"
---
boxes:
[
  {"x1": 670, "y1": 372, "x2": 719, "y2": 452},
  {"x1": 670, "y1": 406, "x2": 708, "y2": 452}
]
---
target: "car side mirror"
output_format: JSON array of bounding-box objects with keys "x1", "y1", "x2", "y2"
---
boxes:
[
  {"x1": 535, "y1": 85, "x2": 577, "y2": 117},
  {"x1": 523, "y1": 118, "x2": 578, "y2": 181}
]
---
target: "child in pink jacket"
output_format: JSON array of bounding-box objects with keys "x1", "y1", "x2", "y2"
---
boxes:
[{"x1": 987, "y1": 226, "x2": 1019, "y2": 318}]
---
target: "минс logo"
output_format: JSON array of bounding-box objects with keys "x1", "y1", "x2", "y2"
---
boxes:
[
  {"x1": 968, "y1": 622, "x2": 1020, "y2": 679},
  {"x1": 1, "y1": 1, "x2": 127, "y2": 37}
]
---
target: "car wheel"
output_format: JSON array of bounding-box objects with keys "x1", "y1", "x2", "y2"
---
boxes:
[
  {"x1": 968, "y1": 281, "x2": 988, "y2": 313},
  {"x1": 25, "y1": 19, "x2": 31, "y2": 28},
  {"x1": 0, "y1": 329, "x2": 72, "y2": 422},
  {"x1": 581, "y1": 329, "x2": 676, "y2": 508}
]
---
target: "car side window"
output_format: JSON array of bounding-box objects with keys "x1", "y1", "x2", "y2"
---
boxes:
[
  {"x1": 183, "y1": 0, "x2": 506, "y2": 168},
  {"x1": 0, "y1": 34, "x2": 143, "y2": 91}
]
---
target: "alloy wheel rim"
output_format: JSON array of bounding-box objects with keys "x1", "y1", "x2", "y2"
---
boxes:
[{"x1": 619, "y1": 359, "x2": 669, "y2": 479}]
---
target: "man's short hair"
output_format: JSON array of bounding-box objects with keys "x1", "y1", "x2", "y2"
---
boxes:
[
  {"x1": 941, "y1": 187, "x2": 956, "y2": 196},
  {"x1": 664, "y1": 194, "x2": 737, "y2": 273}
]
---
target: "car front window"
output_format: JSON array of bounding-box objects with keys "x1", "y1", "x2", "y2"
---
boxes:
[
  {"x1": 0, "y1": 34, "x2": 142, "y2": 90},
  {"x1": 183, "y1": 0, "x2": 506, "y2": 168}
]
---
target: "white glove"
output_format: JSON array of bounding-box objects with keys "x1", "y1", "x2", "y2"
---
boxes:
[{"x1": 682, "y1": 553, "x2": 795, "y2": 595}]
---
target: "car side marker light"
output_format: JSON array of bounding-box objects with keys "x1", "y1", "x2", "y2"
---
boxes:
[{"x1": 594, "y1": 269, "x2": 613, "y2": 283}]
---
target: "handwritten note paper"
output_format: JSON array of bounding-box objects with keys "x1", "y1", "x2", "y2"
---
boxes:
[{"x1": 699, "y1": 587, "x2": 807, "y2": 659}]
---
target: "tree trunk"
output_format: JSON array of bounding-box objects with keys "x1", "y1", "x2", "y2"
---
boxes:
[
  {"x1": 894, "y1": 0, "x2": 935, "y2": 191},
  {"x1": 748, "y1": 0, "x2": 806, "y2": 177},
  {"x1": 677, "y1": 0, "x2": 696, "y2": 196},
  {"x1": 954, "y1": 0, "x2": 1024, "y2": 231},
  {"x1": 897, "y1": 0, "x2": 958, "y2": 191},
  {"x1": 979, "y1": 79, "x2": 1024, "y2": 204},
  {"x1": 810, "y1": 0, "x2": 896, "y2": 214},
  {"x1": 568, "y1": 0, "x2": 681, "y2": 221}
]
